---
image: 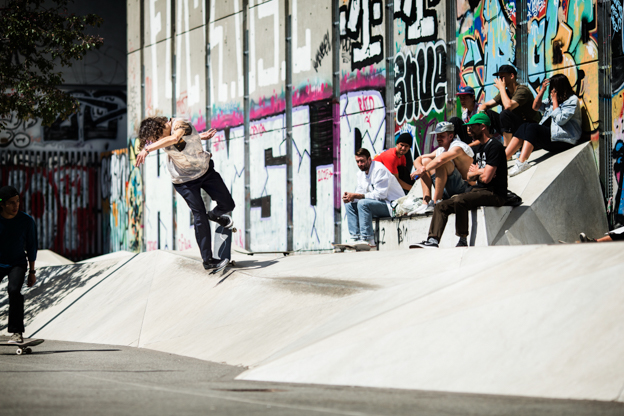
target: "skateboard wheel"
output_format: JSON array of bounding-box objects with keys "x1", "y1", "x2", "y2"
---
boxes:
[
  {"x1": 16, "y1": 348, "x2": 23, "y2": 355},
  {"x1": 25, "y1": 348, "x2": 32, "y2": 354}
]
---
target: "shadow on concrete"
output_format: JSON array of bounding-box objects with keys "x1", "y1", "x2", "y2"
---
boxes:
[{"x1": 0, "y1": 262, "x2": 119, "y2": 333}]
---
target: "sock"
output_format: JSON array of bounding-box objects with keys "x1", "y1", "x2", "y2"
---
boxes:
[{"x1": 427, "y1": 237, "x2": 439, "y2": 244}]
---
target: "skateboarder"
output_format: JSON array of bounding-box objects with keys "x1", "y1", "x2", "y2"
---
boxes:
[
  {"x1": 0, "y1": 186, "x2": 38, "y2": 344},
  {"x1": 135, "y1": 117, "x2": 235, "y2": 271}
]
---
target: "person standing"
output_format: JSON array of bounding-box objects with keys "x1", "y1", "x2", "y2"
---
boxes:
[
  {"x1": 0, "y1": 186, "x2": 38, "y2": 344},
  {"x1": 135, "y1": 117, "x2": 235, "y2": 270}
]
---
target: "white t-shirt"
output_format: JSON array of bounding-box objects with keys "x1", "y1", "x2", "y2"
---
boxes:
[
  {"x1": 435, "y1": 137, "x2": 474, "y2": 158},
  {"x1": 163, "y1": 118, "x2": 212, "y2": 184}
]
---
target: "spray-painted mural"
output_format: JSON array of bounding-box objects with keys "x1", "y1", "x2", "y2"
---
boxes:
[
  {"x1": 613, "y1": 0, "x2": 624, "y2": 226},
  {"x1": 119, "y1": 0, "x2": 611, "y2": 254}
]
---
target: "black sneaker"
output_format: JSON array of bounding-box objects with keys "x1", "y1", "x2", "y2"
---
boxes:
[
  {"x1": 208, "y1": 212, "x2": 233, "y2": 229},
  {"x1": 579, "y1": 233, "x2": 596, "y2": 243},
  {"x1": 8, "y1": 333, "x2": 23, "y2": 344},
  {"x1": 456, "y1": 238, "x2": 468, "y2": 247},
  {"x1": 410, "y1": 238, "x2": 439, "y2": 248},
  {"x1": 203, "y1": 258, "x2": 229, "y2": 273}
]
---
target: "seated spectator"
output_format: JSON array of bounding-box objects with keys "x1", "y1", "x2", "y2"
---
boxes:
[
  {"x1": 409, "y1": 121, "x2": 474, "y2": 214},
  {"x1": 479, "y1": 64, "x2": 540, "y2": 148},
  {"x1": 343, "y1": 148, "x2": 405, "y2": 247},
  {"x1": 449, "y1": 86, "x2": 501, "y2": 147},
  {"x1": 579, "y1": 226, "x2": 624, "y2": 243},
  {"x1": 507, "y1": 74, "x2": 582, "y2": 176},
  {"x1": 374, "y1": 133, "x2": 414, "y2": 193},
  {"x1": 412, "y1": 114, "x2": 508, "y2": 248}
]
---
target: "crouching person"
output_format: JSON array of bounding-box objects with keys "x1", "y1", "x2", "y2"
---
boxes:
[
  {"x1": 412, "y1": 114, "x2": 508, "y2": 248},
  {"x1": 410, "y1": 121, "x2": 474, "y2": 214},
  {"x1": 342, "y1": 148, "x2": 405, "y2": 248}
]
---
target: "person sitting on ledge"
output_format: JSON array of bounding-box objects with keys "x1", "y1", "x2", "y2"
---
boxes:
[
  {"x1": 448, "y1": 85, "x2": 501, "y2": 147},
  {"x1": 342, "y1": 148, "x2": 405, "y2": 248},
  {"x1": 478, "y1": 64, "x2": 540, "y2": 149},
  {"x1": 579, "y1": 226, "x2": 624, "y2": 243},
  {"x1": 374, "y1": 132, "x2": 414, "y2": 193},
  {"x1": 412, "y1": 114, "x2": 508, "y2": 248},
  {"x1": 409, "y1": 121, "x2": 474, "y2": 215},
  {"x1": 507, "y1": 74, "x2": 582, "y2": 177}
]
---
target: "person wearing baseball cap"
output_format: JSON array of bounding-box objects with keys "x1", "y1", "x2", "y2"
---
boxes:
[
  {"x1": 374, "y1": 132, "x2": 415, "y2": 193},
  {"x1": 0, "y1": 185, "x2": 38, "y2": 344},
  {"x1": 409, "y1": 121, "x2": 474, "y2": 214},
  {"x1": 412, "y1": 113, "x2": 507, "y2": 248},
  {"x1": 478, "y1": 64, "x2": 540, "y2": 148}
]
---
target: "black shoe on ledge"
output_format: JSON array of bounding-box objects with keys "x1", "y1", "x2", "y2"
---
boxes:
[{"x1": 203, "y1": 258, "x2": 229, "y2": 273}]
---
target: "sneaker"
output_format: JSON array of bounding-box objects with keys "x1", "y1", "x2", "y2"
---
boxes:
[
  {"x1": 208, "y1": 212, "x2": 233, "y2": 229},
  {"x1": 414, "y1": 200, "x2": 435, "y2": 215},
  {"x1": 456, "y1": 237, "x2": 468, "y2": 247},
  {"x1": 509, "y1": 160, "x2": 531, "y2": 177},
  {"x1": 203, "y1": 257, "x2": 229, "y2": 271},
  {"x1": 410, "y1": 237, "x2": 439, "y2": 248},
  {"x1": 579, "y1": 233, "x2": 596, "y2": 243},
  {"x1": 362, "y1": 238, "x2": 376, "y2": 248},
  {"x1": 8, "y1": 333, "x2": 23, "y2": 344}
]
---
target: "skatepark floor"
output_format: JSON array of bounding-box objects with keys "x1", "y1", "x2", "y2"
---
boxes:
[{"x1": 1, "y1": 338, "x2": 622, "y2": 416}]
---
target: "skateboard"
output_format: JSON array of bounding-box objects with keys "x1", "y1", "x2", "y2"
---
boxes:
[
  {"x1": 0, "y1": 339, "x2": 44, "y2": 355},
  {"x1": 212, "y1": 225, "x2": 236, "y2": 274},
  {"x1": 332, "y1": 243, "x2": 371, "y2": 252},
  {"x1": 232, "y1": 247, "x2": 291, "y2": 256}
]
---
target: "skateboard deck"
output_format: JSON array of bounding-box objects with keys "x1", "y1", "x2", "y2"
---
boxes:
[
  {"x1": 333, "y1": 243, "x2": 371, "y2": 252},
  {"x1": 0, "y1": 339, "x2": 44, "y2": 355},
  {"x1": 232, "y1": 247, "x2": 291, "y2": 256}
]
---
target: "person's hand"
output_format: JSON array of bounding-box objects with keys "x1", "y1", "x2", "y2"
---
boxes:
[
  {"x1": 411, "y1": 165, "x2": 426, "y2": 179},
  {"x1": 550, "y1": 89, "x2": 558, "y2": 107},
  {"x1": 494, "y1": 77, "x2": 506, "y2": 91},
  {"x1": 469, "y1": 163, "x2": 478, "y2": 172},
  {"x1": 199, "y1": 128, "x2": 217, "y2": 140},
  {"x1": 540, "y1": 78, "x2": 550, "y2": 93},
  {"x1": 27, "y1": 271, "x2": 36, "y2": 287},
  {"x1": 342, "y1": 192, "x2": 354, "y2": 203},
  {"x1": 135, "y1": 149, "x2": 148, "y2": 167}
]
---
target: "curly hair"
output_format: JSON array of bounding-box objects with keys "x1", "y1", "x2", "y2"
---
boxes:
[{"x1": 138, "y1": 116, "x2": 169, "y2": 150}]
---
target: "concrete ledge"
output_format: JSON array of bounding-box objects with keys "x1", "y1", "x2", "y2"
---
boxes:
[{"x1": 376, "y1": 143, "x2": 607, "y2": 248}]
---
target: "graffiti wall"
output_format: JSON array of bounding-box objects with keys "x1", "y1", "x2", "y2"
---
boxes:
[
  {"x1": 613, "y1": 0, "x2": 624, "y2": 226},
  {"x1": 123, "y1": 0, "x2": 610, "y2": 254},
  {"x1": 0, "y1": 150, "x2": 102, "y2": 261}
]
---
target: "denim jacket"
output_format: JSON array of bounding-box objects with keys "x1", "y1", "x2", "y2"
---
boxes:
[{"x1": 539, "y1": 95, "x2": 582, "y2": 145}]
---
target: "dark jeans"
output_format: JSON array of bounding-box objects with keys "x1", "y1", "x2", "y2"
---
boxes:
[
  {"x1": 516, "y1": 121, "x2": 575, "y2": 154},
  {"x1": 0, "y1": 265, "x2": 27, "y2": 334},
  {"x1": 450, "y1": 109, "x2": 502, "y2": 145},
  {"x1": 173, "y1": 160, "x2": 235, "y2": 263},
  {"x1": 428, "y1": 188, "x2": 505, "y2": 239}
]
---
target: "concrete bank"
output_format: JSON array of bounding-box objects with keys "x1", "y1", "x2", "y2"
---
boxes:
[{"x1": 5, "y1": 243, "x2": 624, "y2": 403}]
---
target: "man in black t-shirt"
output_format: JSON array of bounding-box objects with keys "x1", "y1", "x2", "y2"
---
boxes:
[{"x1": 413, "y1": 114, "x2": 508, "y2": 248}]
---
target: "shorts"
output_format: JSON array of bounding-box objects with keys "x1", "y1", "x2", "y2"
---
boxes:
[{"x1": 432, "y1": 167, "x2": 469, "y2": 199}]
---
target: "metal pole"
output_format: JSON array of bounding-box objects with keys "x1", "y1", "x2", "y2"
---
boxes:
[
  {"x1": 598, "y1": 0, "x2": 613, "y2": 226},
  {"x1": 384, "y1": 0, "x2": 394, "y2": 149},
  {"x1": 445, "y1": 0, "x2": 457, "y2": 118},
  {"x1": 516, "y1": 0, "x2": 528, "y2": 83},
  {"x1": 332, "y1": 0, "x2": 341, "y2": 244},
  {"x1": 205, "y1": 0, "x2": 211, "y2": 130},
  {"x1": 285, "y1": 0, "x2": 294, "y2": 251},
  {"x1": 243, "y1": 0, "x2": 251, "y2": 250},
  {"x1": 140, "y1": 0, "x2": 146, "y2": 253},
  {"x1": 171, "y1": 0, "x2": 177, "y2": 250}
]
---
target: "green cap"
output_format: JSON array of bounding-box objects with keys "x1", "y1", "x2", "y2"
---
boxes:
[{"x1": 464, "y1": 113, "x2": 491, "y2": 126}]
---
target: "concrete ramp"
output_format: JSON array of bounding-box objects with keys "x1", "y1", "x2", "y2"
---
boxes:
[
  {"x1": 10, "y1": 243, "x2": 624, "y2": 402},
  {"x1": 377, "y1": 142, "x2": 607, "y2": 248}
]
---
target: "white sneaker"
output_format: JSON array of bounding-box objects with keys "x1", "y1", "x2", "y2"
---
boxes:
[
  {"x1": 364, "y1": 238, "x2": 376, "y2": 248},
  {"x1": 509, "y1": 160, "x2": 531, "y2": 177},
  {"x1": 414, "y1": 200, "x2": 434, "y2": 215}
]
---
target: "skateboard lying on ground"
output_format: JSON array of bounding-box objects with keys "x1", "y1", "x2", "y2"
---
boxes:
[
  {"x1": 232, "y1": 247, "x2": 291, "y2": 256},
  {"x1": 0, "y1": 339, "x2": 44, "y2": 355},
  {"x1": 332, "y1": 243, "x2": 371, "y2": 252}
]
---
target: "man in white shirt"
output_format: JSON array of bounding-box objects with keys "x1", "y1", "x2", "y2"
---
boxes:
[
  {"x1": 342, "y1": 148, "x2": 405, "y2": 247},
  {"x1": 410, "y1": 121, "x2": 475, "y2": 214}
]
